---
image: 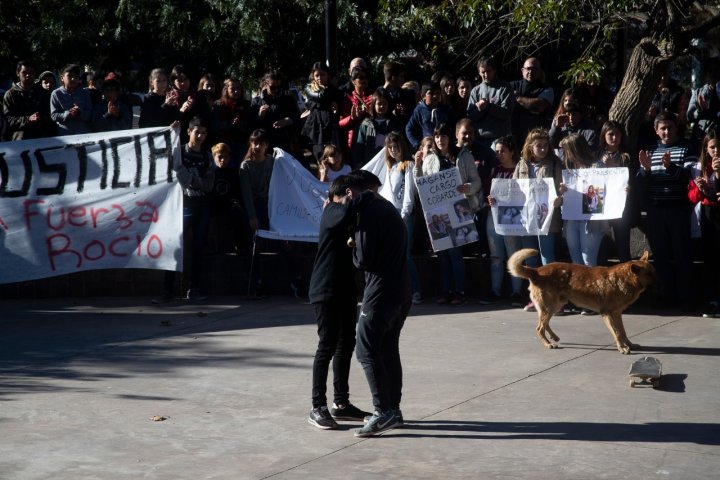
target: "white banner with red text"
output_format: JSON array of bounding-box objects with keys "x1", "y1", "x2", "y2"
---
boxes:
[{"x1": 0, "y1": 126, "x2": 182, "y2": 284}]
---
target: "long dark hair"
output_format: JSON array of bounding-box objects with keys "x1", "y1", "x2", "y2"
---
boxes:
[
  {"x1": 432, "y1": 123, "x2": 459, "y2": 162},
  {"x1": 699, "y1": 130, "x2": 719, "y2": 179}
]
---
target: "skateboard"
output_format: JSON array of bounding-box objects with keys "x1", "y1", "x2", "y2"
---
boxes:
[{"x1": 628, "y1": 356, "x2": 662, "y2": 388}]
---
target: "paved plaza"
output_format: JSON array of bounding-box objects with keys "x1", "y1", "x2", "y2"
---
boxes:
[{"x1": 1, "y1": 296, "x2": 719, "y2": 479}]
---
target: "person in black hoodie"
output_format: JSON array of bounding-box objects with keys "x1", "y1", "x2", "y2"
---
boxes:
[
  {"x1": 307, "y1": 175, "x2": 372, "y2": 430},
  {"x1": 341, "y1": 170, "x2": 411, "y2": 438}
]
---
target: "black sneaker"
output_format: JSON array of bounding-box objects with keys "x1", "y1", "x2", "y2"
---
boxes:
[
  {"x1": 308, "y1": 406, "x2": 338, "y2": 430},
  {"x1": 562, "y1": 302, "x2": 580, "y2": 315},
  {"x1": 355, "y1": 410, "x2": 399, "y2": 437},
  {"x1": 330, "y1": 403, "x2": 371, "y2": 421},
  {"x1": 365, "y1": 409, "x2": 403, "y2": 426}
]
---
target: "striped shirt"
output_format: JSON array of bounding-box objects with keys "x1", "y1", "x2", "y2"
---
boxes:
[{"x1": 637, "y1": 141, "x2": 697, "y2": 206}]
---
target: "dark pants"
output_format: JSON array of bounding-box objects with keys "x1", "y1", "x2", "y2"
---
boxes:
[
  {"x1": 700, "y1": 205, "x2": 720, "y2": 301},
  {"x1": 311, "y1": 297, "x2": 358, "y2": 408},
  {"x1": 163, "y1": 204, "x2": 211, "y2": 293},
  {"x1": 355, "y1": 302, "x2": 409, "y2": 412},
  {"x1": 645, "y1": 204, "x2": 693, "y2": 306},
  {"x1": 609, "y1": 203, "x2": 633, "y2": 263}
]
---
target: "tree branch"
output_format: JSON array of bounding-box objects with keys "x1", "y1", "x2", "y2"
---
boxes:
[{"x1": 676, "y1": 10, "x2": 720, "y2": 44}]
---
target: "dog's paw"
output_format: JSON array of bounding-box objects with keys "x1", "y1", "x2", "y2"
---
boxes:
[
  {"x1": 545, "y1": 343, "x2": 559, "y2": 349},
  {"x1": 619, "y1": 346, "x2": 631, "y2": 354}
]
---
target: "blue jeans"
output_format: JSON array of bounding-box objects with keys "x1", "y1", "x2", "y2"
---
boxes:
[
  {"x1": 520, "y1": 233, "x2": 557, "y2": 266},
  {"x1": 564, "y1": 220, "x2": 605, "y2": 267},
  {"x1": 486, "y1": 213, "x2": 521, "y2": 295},
  {"x1": 439, "y1": 246, "x2": 465, "y2": 293}
]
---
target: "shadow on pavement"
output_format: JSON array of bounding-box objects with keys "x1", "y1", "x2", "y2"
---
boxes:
[{"x1": 391, "y1": 420, "x2": 719, "y2": 445}]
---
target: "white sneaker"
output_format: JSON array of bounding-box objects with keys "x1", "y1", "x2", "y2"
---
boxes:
[
  {"x1": 524, "y1": 301, "x2": 536, "y2": 312},
  {"x1": 411, "y1": 292, "x2": 423, "y2": 305}
]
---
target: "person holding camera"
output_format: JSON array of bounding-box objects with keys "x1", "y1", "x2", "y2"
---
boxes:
[{"x1": 339, "y1": 66, "x2": 372, "y2": 157}]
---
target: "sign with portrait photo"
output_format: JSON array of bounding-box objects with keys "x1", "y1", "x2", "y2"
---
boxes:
[
  {"x1": 415, "y1": 167, "x2": 479, "y2": 252},
  {"x1": 561, "y1": 167, "x2": 628, "y2": 220},
  {"x1": 490, "y1": 178, "x2": 558, "y2": 236}
]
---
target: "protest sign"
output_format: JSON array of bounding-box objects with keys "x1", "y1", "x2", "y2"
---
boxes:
[
  {"x1": 257, "y1": 148, "x2": 327, "y2": 243},
  {"x1": 561, "y1": 167, "x2": 628, "y2": 220},
  {"x1": 490, "y1": 178, "x2": 558, "y2": 236},
  {"x1": 0, "y1": 127, "x2": 182, "y2": 284},
  {"x1": 415, "y1": 167, "x2": 479, "y2": 251}
]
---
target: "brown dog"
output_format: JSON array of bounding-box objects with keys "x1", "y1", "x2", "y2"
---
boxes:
[{"x1": 507, "y1": 248, "x2": 656, "y2": 354}]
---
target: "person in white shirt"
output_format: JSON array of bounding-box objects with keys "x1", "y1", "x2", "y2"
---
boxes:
[{"x1": 379, "y1": 132, "x2": 422, "y2": 304}]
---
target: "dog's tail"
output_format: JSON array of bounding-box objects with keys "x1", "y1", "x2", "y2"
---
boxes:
[{"x1": 507, "y1": 248, "x2": 540, "y2": 281}]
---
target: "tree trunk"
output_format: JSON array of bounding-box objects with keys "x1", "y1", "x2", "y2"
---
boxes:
[{"x1": 608, "y1": 38, "x2": 672, "y2": 154}]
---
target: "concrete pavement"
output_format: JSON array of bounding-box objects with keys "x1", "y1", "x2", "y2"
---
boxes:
[{"x1": 1, "y1": 295, "x2": 719, "y2": 479}]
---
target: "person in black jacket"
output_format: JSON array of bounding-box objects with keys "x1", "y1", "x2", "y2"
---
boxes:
[
  {"x1": 3, "y1": 60, "x2": 56, "y2": 140},
  {"x1": 301, "y1": 62, "x2": 343, "y2": 163},
  {"x1": 249, "y1": 71, "x2": 300, "y2": 154},
  {"x1": 341, "y1": 170, "x2": 411, "y2": 437},
  {"x1": 139, "y1": 68, "x2": 182, "y2": 129},
  {"x1": 307, "y1": 175, "x2": 372, "y2": 430}
]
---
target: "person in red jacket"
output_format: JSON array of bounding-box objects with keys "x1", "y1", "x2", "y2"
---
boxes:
[
  {"x1": 688, "y1": 130, "x2": 720, "y2": 316},
  {"x1": 338, "y1": 67, "x2": 372, "y2": 157}
]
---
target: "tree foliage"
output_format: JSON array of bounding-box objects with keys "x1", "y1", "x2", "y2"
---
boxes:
[
  {"x1": 1, "y1": 1, "x2": 384, "y2": 89},
  {"x1": 377, "y1": 0, "x2": 720, "y2": 149},
  {"x1": 377, "y1": 1, "x2": 720, "y2": 84},
  {"x1": 2, "y1": 0, "x2": 719, "y2": 147}
]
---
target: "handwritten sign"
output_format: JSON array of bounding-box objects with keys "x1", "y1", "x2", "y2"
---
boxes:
[
  {"x1": 257, "y1": 148, "x2": 328, "y2": 242},
  {"x1": 561, "y1": 167, "x2": 628, "y2": 220},
  {"x1": 415, "y1": 168, "x2": 479, "y2": 251},
  {"x1": 0, "y1": 127, "x2": 182, "y2": 284}
]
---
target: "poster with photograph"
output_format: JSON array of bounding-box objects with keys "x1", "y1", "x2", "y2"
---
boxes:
[
  {"x1": 415, "y1": 168, "x2": 479, "y2": 252},
  {"x1": 490, "y1": 178, "x2": 558, "y2": 236},
  {"x1": 561, "y1": 167, "x2": 628, "y2": 220}
]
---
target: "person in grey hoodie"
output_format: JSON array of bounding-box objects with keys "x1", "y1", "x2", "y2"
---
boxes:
[
  {"x1": 50, "y1": 64, "x2": 92, "y2": 135},
  {"x1": 467, "y1": 57, "x2": 514, "y2": 148}
]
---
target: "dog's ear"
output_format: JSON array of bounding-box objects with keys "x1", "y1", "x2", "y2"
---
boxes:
[{"x1": 639, "y1": 250, "x2": 649, "y2": 262}]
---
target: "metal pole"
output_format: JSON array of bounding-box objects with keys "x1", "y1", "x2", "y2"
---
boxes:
[
  {"x1": 247, "y1": 232, "x2": 258, "y2": 298},
  {"x1": 325, "y1": 0, "x2": 337, "y2": 76}
]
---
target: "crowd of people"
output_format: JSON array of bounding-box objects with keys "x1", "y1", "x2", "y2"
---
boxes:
[
  {"x1": 3, "y1": 55, "x2": 720, "y2": 314},
  {"x1": 3, "y1": 52, "x2": 720, "y2": 437}
]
